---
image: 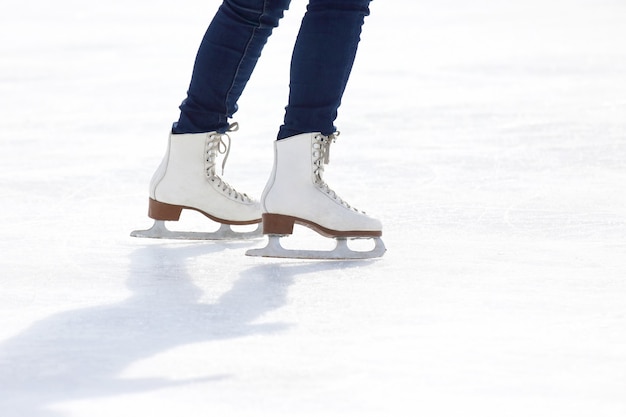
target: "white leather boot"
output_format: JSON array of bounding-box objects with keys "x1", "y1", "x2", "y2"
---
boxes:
[
  {"x1": 247, "y1": 132, "x2": 385, "y2": 259},
  {"x1": 132, "y1": 124, "x2": 261, "y2": 239},
  {"x1": 261, "y1": 132, "x2": 382, "y2": 236}
]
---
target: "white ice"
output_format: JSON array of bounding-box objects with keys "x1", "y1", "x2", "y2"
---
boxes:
[{"x1": 1, "y1": 0, "x2": 625, "y2": 416}]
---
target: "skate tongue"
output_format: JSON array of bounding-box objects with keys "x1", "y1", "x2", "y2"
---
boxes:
[
  {"x1": 321, "y1": 131, "x2": 339, "y2": 164},
  {"x1": 219, "y1": 134, "x2": 231, "y2": 175},
  {"x1": 210, "y1": 124, "x2": 238, "y2": 176},
  {"x1": 205, "y1": 135, "x2": 230, "y2": 176}
]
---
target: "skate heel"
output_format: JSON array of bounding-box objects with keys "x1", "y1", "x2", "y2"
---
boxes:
[
  {"x1": 148, "y1": 198, "x2": 183, "y2": 221},
  {"x1": 262, "y1": 213, "x2": 295, "y2": 235}
]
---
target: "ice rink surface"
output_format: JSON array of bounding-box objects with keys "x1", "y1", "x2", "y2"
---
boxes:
[{"x1": 1, "y1": 0, "x2": 625, "y2": 416}]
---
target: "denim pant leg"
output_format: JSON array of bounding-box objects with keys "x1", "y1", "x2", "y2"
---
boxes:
[
  {"x1": 173, "y1": 0, "x2": 291, "y2": 134},
  {"x1": 277, "y1": 0, "x2": 371, "y2": 140}
]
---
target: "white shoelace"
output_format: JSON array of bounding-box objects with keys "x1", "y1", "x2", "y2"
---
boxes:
[
  {"x1": 312, "y1": 132, "x2": 364, "y2": 213},
  {"x1": 205, "y1": 122, "x2": 252, "y2": 203}
]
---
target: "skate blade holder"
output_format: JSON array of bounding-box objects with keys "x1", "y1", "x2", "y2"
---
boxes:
[
  {"x1": 131, "y1": 220, "x2": 262, "y2": 240},
  {"x1": 246, "y1": 234, "x2": 386, "y2": 260}
]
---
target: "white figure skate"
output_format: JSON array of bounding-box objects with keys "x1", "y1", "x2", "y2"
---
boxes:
[
  {"x1": 131, "y1": 123, "x2": 262, "y2": 240},
  {"x1": 246, "y1": 132, "x2": 385, "y2": 259}
]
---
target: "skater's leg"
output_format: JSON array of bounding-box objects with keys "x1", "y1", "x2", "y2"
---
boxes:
[
  {"x1": 174, "y1": 0, "x2": 292, "y2": 134},
  {"x1": 277, "y1": 0, "x2": 371, "y2": 139},
  {"x1": 135, "y1": 1, "x2": 296, "y2": 238},
  {"x1": 252, "y1": 0, "x2": 384, "y2": 258},
  {"x1": 266, "y1": 0, "x2": 378, "y2": 228}
]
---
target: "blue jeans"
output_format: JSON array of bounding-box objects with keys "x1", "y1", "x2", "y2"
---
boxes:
[{"x1": 172, "y1": 0, "x2": 371, "y2": 139}]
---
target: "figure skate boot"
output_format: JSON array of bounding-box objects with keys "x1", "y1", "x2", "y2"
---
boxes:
[
  {"x1": 246, "y1": 132, "x2": 385, "y2": 259},
  {"x1": 131, "y1": 123, "x2": 262, "y2": 239}
]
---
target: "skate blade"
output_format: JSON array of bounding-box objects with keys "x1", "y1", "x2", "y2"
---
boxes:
[
  {"x1": 245, "y1": 235, "x2": 386, "y2": 260},
  {"x1": 131, "y1": 220, "x2": 262, "y2": 240}
]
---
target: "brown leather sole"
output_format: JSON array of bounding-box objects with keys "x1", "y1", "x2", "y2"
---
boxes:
[
  {"x1": 262, "y1": 213, "x2": 382, "y2": 238},
  {"x1": 147, "y1": 198, "x2": 261, "y2": 226}
]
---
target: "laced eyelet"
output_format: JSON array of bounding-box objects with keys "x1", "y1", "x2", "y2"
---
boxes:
[
  {"x1": 310, "y1": 132, "x2": 366, "y2": 213},
  {"x1": 203, "y1": 123, "x2": 250, "y2": 203}
]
